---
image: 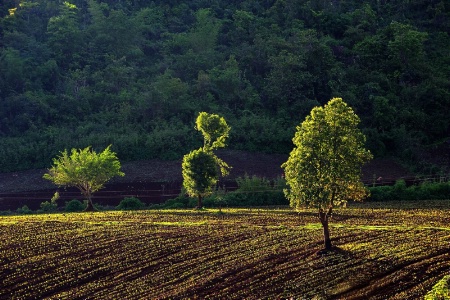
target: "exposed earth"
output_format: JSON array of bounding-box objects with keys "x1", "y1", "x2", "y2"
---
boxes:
[{"x1": 0, "y1": 149, "x2": 422, "y2": 211}]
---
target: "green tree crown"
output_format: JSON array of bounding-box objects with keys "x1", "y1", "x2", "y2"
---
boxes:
[
  {"x1": 182, "y1": 112, "x2": 231, "y2": 208},
  {"x1": 282, "y1": 97, "x2": 372, "y2": 210},
  {"x1": 182, "y1": 147, "x2": 219, "y2": 198},
  {"x1": 43, "y1": 145, "x2": 124, "y2": 211},
  {"x1": 195, "y1": 111, "x2": 230, "y2": 151},
  {"x1": 282, "y1": 97, "x2": 372, "y2": 250}
]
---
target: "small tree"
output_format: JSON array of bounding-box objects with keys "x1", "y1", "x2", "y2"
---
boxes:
[
  {"x1": 43, "y1": 145, "x2": 124, "y2": 211},
  {"x1": 282, "y1": 98, "x2": 372, "y2": 251},
  {"x1": 182, "y1": 148, "x2": 219, "y2": 208},
  {"x1": 182, "y1": 112, "x2": 231, "y2": 208}
]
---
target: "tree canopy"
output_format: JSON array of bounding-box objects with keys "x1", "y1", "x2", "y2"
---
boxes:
[
  {"x1": 182, "y1": 148, "x2": 219, "y2": 208},
  {"x1": 195, "y1": 111, "x2": 230, "y2": 151},
  {"x1": 43, "y1": 145, "x2": 124, "y2": 211},
  {"x1": 182, "y1": 112, "x2": 230, "y2": 208},
  {"x1": 282, "y1": 98, "x2": 372, "y2": 250}
]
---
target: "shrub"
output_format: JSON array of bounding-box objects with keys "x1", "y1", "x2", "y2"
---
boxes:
[
  {"x1": 368, "y1": 180, "x2": 450, "y2": 201},
  {"x1": 236, "y1": 174, "x2": 272, "y2": 192},
  {"x1": 65, "y1": 199, "x2": 85, "y2": 212},
  {"x1": 166, "y1": 202, "x2": 186, "y2": 209},
  {"x1": 16, "y1": 205, "x2": 33, "y2": 214},
  {"x1": 164, "y1": 176, "x2": 289, "y2": 208},
  {"x1": 38, "y1": 200, "x2": 58, "y2": 213},
  {"x1": 117, "y1": 197, "x2": 145, "y2": 210},
  {"x1": 419, "y1": 181, "x2": 450, "y2": 200},
  {"x1": 223, "y1": 175, "x2": 287, "y2": 206},
  {"x1": 37, "y1": 192, "x2": 59, "y2": 213},
  {"x1": 391, "y1": 179, "x2": 407, "y2": 199},
  {"x1": 163, "y1": 195, "x2": 191, "y2": 208},
  {"x1": 214, "y1": 196, "x2": 228, "y2": 209},
  {"x1": 369, "y1": 185, "x2": 393, "y2": 201},
  {"x1": 425, "y1": 275, "x2": 450, "y2": 300}
]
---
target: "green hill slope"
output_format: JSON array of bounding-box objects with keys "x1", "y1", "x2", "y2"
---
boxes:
[{"x1": 1, "y1": 0, "x2": 449, "y2": 172}]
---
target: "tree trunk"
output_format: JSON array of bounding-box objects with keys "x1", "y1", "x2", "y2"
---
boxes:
[
  {"x1": 83, "y1": 191, "x2": 96, "y2": 212},
  {"x1": 84, "y1": 198, "x2": 95, "y2": 211},
  {"x1": 197, "y1": 194, "x2": 203, "y2": 209},
  {"x1": 319, "y1": 208, "x2": 332, "y2": 251}
]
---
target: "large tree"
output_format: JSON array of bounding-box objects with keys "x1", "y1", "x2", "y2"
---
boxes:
[
  {"x1": 282, "y1": 98, "x2": 372, "y2": 251},
  {"x1": 182, "y1": 112, "x2": 230, "y2": 208},
  {"x1": 43, "y1": 145, "x2": 124, "y2": 211}
]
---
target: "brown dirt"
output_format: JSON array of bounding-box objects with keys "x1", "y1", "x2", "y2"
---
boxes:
[{"x1": 2, "y1": 207, "x2": 449, "y2": 299}]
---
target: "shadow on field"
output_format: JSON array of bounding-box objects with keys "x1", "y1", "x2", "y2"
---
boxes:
[{"x1": 315, "y1": 246, "x2": 354, "y2": 257}]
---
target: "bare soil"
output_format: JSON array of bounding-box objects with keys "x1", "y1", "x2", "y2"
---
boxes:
[{"x1": 1, "y1": 205, "x2": 449, "y2": 299}]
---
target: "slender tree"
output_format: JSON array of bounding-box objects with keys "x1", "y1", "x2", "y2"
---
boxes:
[
  {"x1": 43, "y1": 145, "x2": 124, "y2": 211},
  {"x1": 182, "y1": 148, "x2": 219, "y2": 209},
  {"x1": 282, "y1": 98, "x2": 372, "y2": 251},
  {"x1": 182, "y1": 112, "x2": 230, "y2": 208}
]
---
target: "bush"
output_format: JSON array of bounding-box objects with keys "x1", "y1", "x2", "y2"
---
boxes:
[
  {"x1": 165, "y1": 176, "x2": 289, "y2": 208},
  {"x1": 368, "y1": 180, "x2": 450, "y2": 201},
  {"x1": 117, "y1": 197, "x2": 145, "y2": 210},
  {"x1": 38, "y1": 200, "x2": 58, "y2": 213},
  {"x1": 17, "y1": 205, "x2": 33, "y2": 214},
  {"x1": 166, "y1": 202, "x2": 186, "y2": 209},
  {"x1": 391, "y1": 179, "x2": 407, "y2": 199},
  {"x1": 419, "y1": 181, "x2": 450, "y2": 200},
  {"x1": 37, "y1": 191, "x2": 59, "y2": 213},
  {"x1": 65, "y1": 199, "x2": 85, "y2": 212},
  {"x1": 222, "y1": 175, "x2": 287, "y2": 207},
  {"x1": 369, "y1": 185, "x2": 393, "y2": 201},
  {"x1": 163, "y1": 195, "x2": 191, "y2": 208},
  {"x1": 425, "y1": 275, "x2": 450, "y2": 300}
]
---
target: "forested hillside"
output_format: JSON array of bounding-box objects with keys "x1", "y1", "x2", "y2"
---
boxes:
[{"x1": 0, "y1": 0, "x2": 449, "y2": 173}]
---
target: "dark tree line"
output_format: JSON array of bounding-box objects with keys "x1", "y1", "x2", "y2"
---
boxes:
[{"x1": 0, "y1": 0, "x2": 448, "y2": 172}]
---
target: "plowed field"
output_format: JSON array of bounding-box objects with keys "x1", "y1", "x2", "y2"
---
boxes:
[{"x1": 1, "y1": 201, "x2": 449, "y2": 299}]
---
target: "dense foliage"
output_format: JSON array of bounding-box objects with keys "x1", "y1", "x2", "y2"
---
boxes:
[
  {"x1": 116, "y1": 197, "x2": 145, "y2": 210},
  {"x1": 182, "y1": 112, "x2": 230, "y2": 207},
  {"x1": 283, "y1": 98, "x2": 372, "y2": 207},
  {"x1": 43, "y1": 145, "x2": 124, "y2": 211},
  {"x1": 283, "y1": 98, "x2": 372, "y2": 249},
  {"x1": 182, "y1": 148, "x2": 220, "y2": 207},
  {"x1": 165, "y1": 175, "x2": 287, "y2": 208},
  {"x1": 0, "y1": 0, "x2": 449, "y2": 172},
  {"x1": 369, "y1": 179, "x2": 450, "y2": 201}
]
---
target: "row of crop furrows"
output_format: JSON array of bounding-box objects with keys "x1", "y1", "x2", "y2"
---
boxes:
[{"x1": 1, "y1": 209, "x2": 450, "y2": 299}]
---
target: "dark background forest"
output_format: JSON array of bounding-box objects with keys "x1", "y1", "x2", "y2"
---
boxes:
[{"x1": 0, "y1": 0, "x2": 449, "y2": 174}]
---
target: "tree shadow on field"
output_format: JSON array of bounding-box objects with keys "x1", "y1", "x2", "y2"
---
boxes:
[{"x1": 315, "y1": 245, "x2": 353, "y2": 257}]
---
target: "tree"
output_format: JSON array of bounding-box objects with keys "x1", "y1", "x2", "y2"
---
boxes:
[
  {"x1": 182, "y1": 112, "x2": 230, "y2": 208},
  {"x1": 182, "y1": 148, "x2": 219, "y2": 209},
  {"x1": 43, "y1": 145, "x2": 124, "y2": 211},
  {"x1": 46, "y1": 1, "x2": 82, "y2": 71},
  {"x1": 195, "y1": 111, "x2": 230, "y2": 151},
  {"x1": 282, "y1": 98, "x2": 372, "y2": 251}
]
